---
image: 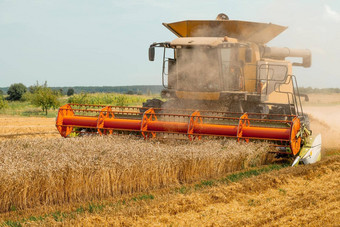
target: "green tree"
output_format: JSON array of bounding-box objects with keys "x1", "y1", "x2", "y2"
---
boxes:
[
  {"x1": 67, "y1": 92, "x2": 88, "y2": 104},
  {"x1": 58, "y1": 88, "x2": 64, "y2": 95},
  {"x1": 67, "y1": 88, "x2": 75, "y2": 96},
  {"x1": 0, "y1": 93, "x2": 8, "y2": 109},
  {"x1": 125, "y1": 90, "x2": 135, "y2": 95},
  {"x1": 28, "y1": 81, "x2": 40, "y2": 94},
  {"x1": 7, "y1": 83, "x2": 27, "y2": 100},
  {"x1": 20, "y1": 91, "x2": 32, "y2": 102},
  {"x1": 30, "y1": 83, "x2": 60, "y2": 115}
]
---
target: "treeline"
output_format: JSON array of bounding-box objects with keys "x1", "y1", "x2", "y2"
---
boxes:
[
  {"x1": 0, "y1": 82, "x2": 156, "y2": 115},
  {"x1": 2, "y1": 85, "x2": 340, "y2": 95},
  {"x1": 298, "y1": 87, "x2": 340, "y2": 94},
  {"x1": 0, "y1": 85, "x2": 164, "y2": 95}
]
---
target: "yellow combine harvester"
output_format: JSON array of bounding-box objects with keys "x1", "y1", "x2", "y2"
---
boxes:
[{"x1": 56, "y1": 14, "x2": 321, "y2": 166}]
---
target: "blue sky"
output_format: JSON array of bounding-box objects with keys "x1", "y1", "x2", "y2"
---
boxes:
[{"x1": 0, "y1": 0, "x2": 339, "y2": 88}]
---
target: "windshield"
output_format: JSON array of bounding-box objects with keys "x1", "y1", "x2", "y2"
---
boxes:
[
  {"x1": 175, "y1": 47, "x2": 241, "y2": 92},
  {"x1": 176, "y1": 47, "x2": 220, "y2": 91}
]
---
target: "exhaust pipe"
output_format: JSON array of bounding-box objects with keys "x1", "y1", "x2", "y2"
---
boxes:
[{"x1": 262, "y1": 46, "x2": 311, "y2": 68}]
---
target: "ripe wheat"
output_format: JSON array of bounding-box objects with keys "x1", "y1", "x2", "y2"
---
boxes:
[{"x1": 0, "y1": 135, "x2": 272, "y2": 212}]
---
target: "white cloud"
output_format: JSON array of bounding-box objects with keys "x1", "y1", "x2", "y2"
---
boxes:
[{"x1": 324, "y1": 4, "x2": 340, "y2": 22}]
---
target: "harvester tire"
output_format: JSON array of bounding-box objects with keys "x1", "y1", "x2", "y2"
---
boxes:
[{"x1": 141, "y1": 99, "x2": 164, "y2": 113}]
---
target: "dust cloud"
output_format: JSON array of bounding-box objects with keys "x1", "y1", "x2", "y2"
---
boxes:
[
  {"x1": 191, "y1": 23, "x2": 231, "y2": 38},
  {"x1": 176, "y1": 47, "x2": 220, "y2": 92},
  {"x1": 304, "y1": 105, "x2": 340, "y2": 149}
]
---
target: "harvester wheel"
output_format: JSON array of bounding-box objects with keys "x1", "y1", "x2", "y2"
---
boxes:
[
  {"x1": 141, "y1": 99, "x2": 164, "y2": 113},
  {"x1": 242, "y1": 102, "x2": 269, "y2": 115},
  {"x1": 268, "y1": 105, "x2": 289, "y2": 120}
]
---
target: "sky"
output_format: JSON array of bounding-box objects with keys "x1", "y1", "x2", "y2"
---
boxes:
[{"x1": 0, "y1": 0, "x2": 339, "y2": 88}]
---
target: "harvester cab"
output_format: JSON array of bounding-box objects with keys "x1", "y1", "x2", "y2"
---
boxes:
[
  {"x1": 55, "y1": 14, "x2": 321, "y2": 166},
  {"x1": 148, "y1": 14, "x2": 311, "y2": 116}
]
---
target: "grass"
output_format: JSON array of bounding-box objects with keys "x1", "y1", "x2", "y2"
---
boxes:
[
  {"x1": 67, "y1": 92, "x2": 158, "y2": 106},
  {"x1": 221, "y1": 164, "x2": 286, "y2": 183},
  {"x1": 0, "y1": 101, "x2": 61, "y2": 118},
  {"x1": 88, "y1": 203, "x2": 105, "y2": 213},
  {"x1": 195, "y1": 180, "x2": 215, "y2": 189},
  {"x1": 0, "y1": 201, "x2": 110, "y2": 226},
  {"x1": 0, "y1": 195, "x2": 154, "y2": 226},
  {"x1": 177, "y1": 163, "x2": 287, "y2": 194},
  {"x1": 0, "y1": 93, "x2": 158, "y2": 118},
  {"x1": 176, "y1": 186, "x2": 190, "y2": 194},
  {"x1": 1, "y1": 221, "x2": 22, "y2": 227}
]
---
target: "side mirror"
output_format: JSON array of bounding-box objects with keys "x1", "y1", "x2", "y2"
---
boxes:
[
  {"x1": 149, "y1": 46, "x2": 155, "y2": 61},
  {"x1": 245, "y1": 48, "x2": 252, "y2": 63},
  {"x1": 299, "y1": 94, "x2": 309, "y2": 102}
]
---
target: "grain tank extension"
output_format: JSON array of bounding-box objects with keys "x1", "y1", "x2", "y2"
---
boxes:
[{"x1": 56, "y1": 14, "x2": 321, "y2": 166}]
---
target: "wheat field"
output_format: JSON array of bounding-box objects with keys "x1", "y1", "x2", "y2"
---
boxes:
[
  {"x1": 1, "y1": 93, "x2": 339, "y2": 226},
  {"x1": 0, "y1": 116, "x2": 58, "y2": 140},
  {"x1": 0, "y1": 136, "x2": 272, "y2": 213}
]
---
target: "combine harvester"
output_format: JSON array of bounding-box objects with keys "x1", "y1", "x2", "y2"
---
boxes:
[{"x1": 56, "y1": 14, "x2": 321, "y2": 166}]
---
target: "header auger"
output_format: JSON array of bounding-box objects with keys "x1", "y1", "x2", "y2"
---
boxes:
[{"x1": 56, "y1": 13, "x2": 322, "y2": 166}]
